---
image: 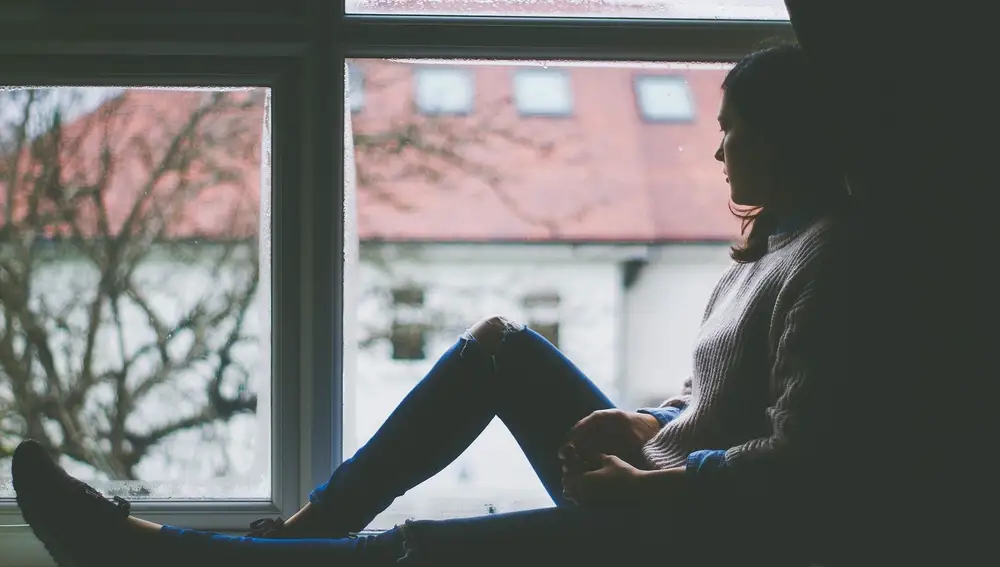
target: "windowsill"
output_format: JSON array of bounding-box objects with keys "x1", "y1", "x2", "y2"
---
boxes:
[
  {"x1": 1, "y1": 523, "x2": 281, "y2": 567},
  {"x1": 1, "y1": 524, "x2": 50, "y2": 567},
  {"x1": 0, "y1": 498, "x2": 291, "y2": 567},
  {"x1": 0, "y1": 521, "x2": 399, "y2": 567}
]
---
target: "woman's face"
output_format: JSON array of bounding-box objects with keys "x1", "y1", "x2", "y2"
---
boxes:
[{"x1": 714, "y1": 92, "x2": 775, "y2": 207}]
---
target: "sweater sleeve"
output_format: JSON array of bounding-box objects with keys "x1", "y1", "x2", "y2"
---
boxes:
[
  {"x1": 659, "y1": 376, "x2": 693, "y2": 409},
  {"x1": 636, "y1": 406, "x2": 684, "y2": 428},
  {"x1": 692, "y1": 256, "x2": 848, "y2": 481}
]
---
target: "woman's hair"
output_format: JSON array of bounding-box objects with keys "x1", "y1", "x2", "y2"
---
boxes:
[{"x1": 723, "y1": 41, "x2": 847, "y2": 263}]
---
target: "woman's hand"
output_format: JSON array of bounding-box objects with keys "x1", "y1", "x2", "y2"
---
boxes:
[
  {"x1": 563, "y1": 457, "x2": 689, "y2": 508},
  {"x1": 561, "y1": 454, "x2": 645, "y2": 507},
  {"x1": 562, "y1": 409, "x2": 661, "y2": 468}
]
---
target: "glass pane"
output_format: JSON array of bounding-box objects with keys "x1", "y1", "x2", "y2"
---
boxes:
[
  {"x1": 0, "y1": 87, "x2": 271, "y2": 500},
  {"x1": 346, "y1": 0, "x2": 789, "y2": 20},
  {"x1": 343, "y1": 59, "x2": 737, "y2": 527}
]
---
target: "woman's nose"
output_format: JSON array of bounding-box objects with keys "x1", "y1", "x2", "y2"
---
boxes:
[{"x1": 714, "y1": 144, "x2": 724, "y2": 162}]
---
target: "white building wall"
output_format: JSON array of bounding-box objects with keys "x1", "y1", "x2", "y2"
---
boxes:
[
  {"x1": 349, "y1": 242, "x2": 634, "y2": 524},
  {"x1": 621, "y1": 243, "x2": 733, "y2": 410}
]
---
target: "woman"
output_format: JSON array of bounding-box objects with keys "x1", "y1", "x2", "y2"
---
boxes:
[{"x1": 12, "y1": 42, "x2": 853, "y2": 567}]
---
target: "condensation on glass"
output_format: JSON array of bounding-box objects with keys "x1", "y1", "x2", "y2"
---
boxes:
[
  {"x1": 345, "y1": 0, "x2": 789, "y2": 20},
  {"x1": 0, "y1": 87, "x2": 272, "y2": 500},
  {"x1": 342, "y1": 59, "x2": 739, "y2": 529}
]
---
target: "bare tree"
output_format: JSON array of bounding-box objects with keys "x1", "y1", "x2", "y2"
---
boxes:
[{"x1": 0, "y1": 88, "x2": 260, "y2": 483}]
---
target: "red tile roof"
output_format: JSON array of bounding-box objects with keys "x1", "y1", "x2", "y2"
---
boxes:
[
  {"x1": 353, "y1": 61, "x2": 738, "y2": 242},
  {"x1": 0, "y1": 61, "x2": 742, "y2": 244}
]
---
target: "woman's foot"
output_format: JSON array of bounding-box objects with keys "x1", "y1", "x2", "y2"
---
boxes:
[{"x1": 12, "y1": 439, "x2": 134, "y2": 566}]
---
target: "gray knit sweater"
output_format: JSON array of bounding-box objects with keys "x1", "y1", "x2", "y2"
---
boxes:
[{"x1": 642, "y1": 215, "x2": 849, "y2": 475}]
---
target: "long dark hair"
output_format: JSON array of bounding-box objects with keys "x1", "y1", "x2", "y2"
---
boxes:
[{"x1": 723, "y1": 42, "x2": 848, "y2": 263}]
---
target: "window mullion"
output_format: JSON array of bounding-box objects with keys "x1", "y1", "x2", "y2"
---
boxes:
[{"x1": 297, "y1": 0, "x2": 345, "y2": 507}]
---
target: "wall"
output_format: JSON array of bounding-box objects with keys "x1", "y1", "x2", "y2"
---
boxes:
[
  {"x1": 621, "y1": 243, "x2": 732, "y2": 410},
  {"x1": 349, "y1": 242, "x2": 635, "y2": 524}
]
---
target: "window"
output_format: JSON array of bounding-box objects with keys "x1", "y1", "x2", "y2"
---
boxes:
[
  {"x1": 0, "y1": 86, "x2": 271, "y2": 500},
  {"x1": 348, "y1": 62, "x2": 365, "y2": 113},
  {"x1": 390, "y1": 286, "x2": 427, "y2": 360},
  {"x1": 390, "y1": 322, "x2": 426, "y2": 360},
  {"x1": 513, "y1": 68, "x2": 573, "y2": 117},
  {"x1": 392, "y1": 286, "x2": 425, "y2": 306},
  {"x1": 0, "y1": 3, "x2": 794, "y2": 563},
  {"x1": 523, "y1": 291, "x2": 562, "y2": 347},
  {"x1": 634, "y1": 75, "x2": 696, "y2": 123},
  {"x1": 414, "y1": 67, "x2": 475, "y2": 115}
]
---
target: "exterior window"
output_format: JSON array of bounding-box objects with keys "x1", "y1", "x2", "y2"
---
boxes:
[
  {"x1": 634, "y1": 75, "x2": 695, "y2": 123},
  {"x1": 414, "y1": 67, "x2": 475, "y2": 115},
  {"x1": 348, "y1": 62, "x2": 365, "y2": 113},
  {"x1": 523, "y1": 291, "x2": 561, "y2": 348},
  {"x1": 513, "y1": 68, "x2": 573, "y2": 117},
  {"x1": 390, "y1": 322, "x2": 426, "y2": 360},
  {"x1": 390, "y1": 286, "x2": 426, "y2": 360}
]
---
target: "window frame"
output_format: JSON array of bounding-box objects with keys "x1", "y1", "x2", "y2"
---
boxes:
[
  {"x1": 0, "y1": 3, "x2": 794, "y2": 565},
  {"x1": 389, "y1": 285, "x2": 428, "y2": 361},
  {"x1": 0, "y1": 41, "x2": 340, "y2": 567}
]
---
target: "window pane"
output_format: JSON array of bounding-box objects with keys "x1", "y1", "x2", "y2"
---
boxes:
[
  {"x1": 346, "y1": 0, "x2": 788, "y2": 19},
  {"x1": 344, "y1": 60, "x2": 737, "y2": 527},
  {"x1": 0, "y1": 87, "x2": 271, "y2": 500}
]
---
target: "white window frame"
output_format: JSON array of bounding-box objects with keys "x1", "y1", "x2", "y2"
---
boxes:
[{"x1": 0, "y1": 4, "x2": 793, "y2": 566}]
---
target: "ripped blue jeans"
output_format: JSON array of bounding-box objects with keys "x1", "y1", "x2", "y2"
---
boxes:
[
  {"x1": 308, "y1": 321, "x2": 615, "y2": 527},
  {"x1": 159, "y1": 324, "x2": 679, "y2": 566}
]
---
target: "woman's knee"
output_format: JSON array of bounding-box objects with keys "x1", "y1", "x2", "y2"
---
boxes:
[{"x1": 466, "y1": 315, "x2": 525, "y2": 354}]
